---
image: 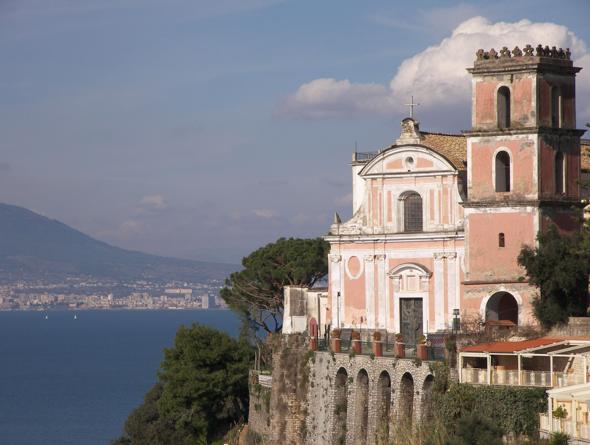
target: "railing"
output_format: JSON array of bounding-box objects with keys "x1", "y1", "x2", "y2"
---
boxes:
[
  {"x1": 540, "y1": 414, "x2": 590, "y2": 441},
  {"x1": 539, "y1": 413, "x2": 550, "y2": 431},
  {"x1": 353, "y1": 151, "x2": 379, "y2": 162},
  {"x1": 554, "y1": 372, "x2": 585, "y2": 388},
  {"x1": 461, "y1": 368, "x2": 488, "y2": 384},
  {"x1": 319, "y1": 337, "x2": 445, "y2": 361},
  {"x1": 463, "y1": 369, "x2": 585, "y2": 388},
  {"x1": 491, "y1": 369, "x2": 519, "y2": 385},
  {"x1": 520, "y1": 370, "x2": 552, "y2": 387}
]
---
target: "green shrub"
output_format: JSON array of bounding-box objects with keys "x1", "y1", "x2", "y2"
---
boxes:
[
  {"x1": 445, "y1": 413, "x2": 503, "y2": 445},
  {"x1": 552, "y1": 405, "x2": 568, "y2": 420},
  {"x1": 548, "y1": 432, "x2": 569, "y2": 445},
  {"x1": 435, "y1": 384, "x2": 547, "y2": 437}
]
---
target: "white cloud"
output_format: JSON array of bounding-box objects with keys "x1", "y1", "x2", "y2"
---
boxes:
[
  {"x1": 391, "y1": 17, "x2": 587, "y2": 108},
  {"x1": 139, "y1": 194, "x2": 168, "y2": 212},
  {"x1": 278, "y1": 78, "x2": 395, "y2": 119},
  {"x1": 252, "y1": 208, "x2": 279, "y2": 220},
  {"x1": 279, "y1": 17, "x2": 590, "y2": 123},
  {"x1": 119, "y1": 219, "x2": 142, "y2": 235}
]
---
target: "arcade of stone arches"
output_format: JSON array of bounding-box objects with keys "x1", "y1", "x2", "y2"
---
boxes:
[{"x1": 332, "y1": 365, "x2": 435, "y2": 444}]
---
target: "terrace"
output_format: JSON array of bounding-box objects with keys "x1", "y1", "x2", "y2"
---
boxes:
[
  {"x1": 314, "y1": 329, "x2": 446, "y2": 361},
  {"x1": 459, "y1": 337, "x2": 590, "y2": 388},
  {"x1": 540, "y1": 383, "x2": 590, "y2": 444}
]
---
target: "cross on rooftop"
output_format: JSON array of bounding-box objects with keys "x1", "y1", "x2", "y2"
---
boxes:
[{"x1": 405, "y1": 95, "x2": 420, "y2": 119}]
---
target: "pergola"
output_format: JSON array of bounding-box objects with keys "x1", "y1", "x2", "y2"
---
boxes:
[
  {"x1": 459, "y1": 338, "x2": 590, "y2": 387},
  {"x1": 543, "y1": 382, "x2": 590, "y2": 440}
]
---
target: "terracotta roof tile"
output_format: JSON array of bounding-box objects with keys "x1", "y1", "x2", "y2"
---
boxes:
[
  {"x1": 461, "y1": 337, "x2": 562, "y2": 353},
  {"x1": 420, "y1": 132, "x2": 467, "y2": 171},
  {"x1": 461, "y1": 336, "x2": 590, "y2": 353},
  {"x1": 386, "y1": 132, "x2": 588, "y2": 173}
]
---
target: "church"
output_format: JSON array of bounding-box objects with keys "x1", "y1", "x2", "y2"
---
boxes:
[{"x1": 283, "y1": 44, "x2": 590, "y2": 345}]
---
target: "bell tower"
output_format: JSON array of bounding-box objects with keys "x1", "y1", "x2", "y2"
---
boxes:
[{"x1": 463, "y1": 44, "x2": 585, "y2": 324}]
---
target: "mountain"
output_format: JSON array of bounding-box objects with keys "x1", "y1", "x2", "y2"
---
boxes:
[{"x1": 0, "y1": 203, "x2": 237, "y2": 283}]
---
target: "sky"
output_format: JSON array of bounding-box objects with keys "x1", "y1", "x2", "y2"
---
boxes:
[{"x1": 1, "y1": 0, "x2": 589, "y2": 264}]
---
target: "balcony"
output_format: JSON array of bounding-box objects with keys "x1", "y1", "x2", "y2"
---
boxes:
[
  {"x1": 316, "y1": 337, "x2": 446, "y2": 361},
  {"x1": 459, "y1": 337, "x2": 590, "y2": 389},
  {"x1": 538, "y1": 382, "x2": 590, "y2": 443},
  {"x1": 461, "y1": 368, "x2": 585, "y2": 388},
  {"x1": 540, "y1": 414, "x2": 590, "y2": 442}
]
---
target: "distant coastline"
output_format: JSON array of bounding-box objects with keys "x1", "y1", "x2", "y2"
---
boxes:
[
  {"x1": 0, "y1": 306, "x2": 230, "y2": 312},
  {"x1": 0, "y1": 276, "x2": 228, "y2": 311}
]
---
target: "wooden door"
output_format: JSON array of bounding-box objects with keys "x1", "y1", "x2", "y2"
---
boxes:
[{"x1": 400, "y1": 298, "x2": 423, "y2": 346}]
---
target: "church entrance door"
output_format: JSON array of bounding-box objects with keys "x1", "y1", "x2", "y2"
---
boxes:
[{"x1": 400, "y1": 298, "x2": 423, "y2": 346}]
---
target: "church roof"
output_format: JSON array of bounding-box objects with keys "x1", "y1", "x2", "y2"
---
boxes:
[
  {"x1": 357, "y1": 128, "x2": 590, "y2": 173},
  {"x1": 420, "y1": 132, "x2": 466, "y2": 171},
  {"x1": 418, "y1": 134, "x2": 590, "y2": 173}
]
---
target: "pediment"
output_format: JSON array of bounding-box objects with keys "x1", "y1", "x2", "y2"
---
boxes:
[{"x1": 359, "y1": 145, "x2": 457, "y2": 176}]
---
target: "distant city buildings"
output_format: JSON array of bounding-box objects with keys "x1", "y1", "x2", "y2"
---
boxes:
[{"x1": 0, "y1": 278, "x2": 227, "y2": 311}]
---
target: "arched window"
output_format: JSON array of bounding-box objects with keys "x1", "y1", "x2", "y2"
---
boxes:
[
  {"x1": 497, "y1": 86, "x2": 511, "y2": 129},
  {"x1": 495, "y1": 151, "x2": 511, "y2": 192},
  {"x1": 403, "y1": 192, "x2": 423, "y2": 232},
  {"x1": 551, "y1": 87, "x2": 561, "y2": 128},
  {"x1": 555, "y1": 151, "x2": 565, "y2": 194}
]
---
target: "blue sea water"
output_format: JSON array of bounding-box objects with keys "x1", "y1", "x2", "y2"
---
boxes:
[{"x1": 0, "y1": 310, "x2": 240, "y2": 445}]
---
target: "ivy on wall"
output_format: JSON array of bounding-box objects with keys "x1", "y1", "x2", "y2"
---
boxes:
[{"x1": 435, "y1": 384, "x2": 547, "y2": 437}]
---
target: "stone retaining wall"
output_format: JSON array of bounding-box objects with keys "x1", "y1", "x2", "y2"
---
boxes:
[
  {"x1": 247, "y1": 335, "x2": 444, "y2": 445},
  {"x1": 247, "y1": 372, "x2": 272, "y2": 443},
  {"x1": 305, "y1": 352, "x2": 437, "y2": 445}
]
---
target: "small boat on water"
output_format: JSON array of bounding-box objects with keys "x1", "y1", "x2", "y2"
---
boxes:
[
  {"x1": 44, "y1": 314, "x2": 48, "y2": 320},
  {"x1": 74, "y1": 314, "x2": 77, "y2": 320}
]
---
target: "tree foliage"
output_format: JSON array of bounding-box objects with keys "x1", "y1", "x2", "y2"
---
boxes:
[
  {"x1": 220, "y1": 237, "x2": 329, "y2": 334},
  {"x1": 518, "y1": 225, "x2": 589, "y2": 329},
  {"x1": 435, "y1": 383, "x2": 547, "y2": 438},
  {"x1": 444, "y1": 413, "x2": 503, "y2": 445},
  {"x1": 113, "y1": 324, "x2": 252, "y2": 445}
]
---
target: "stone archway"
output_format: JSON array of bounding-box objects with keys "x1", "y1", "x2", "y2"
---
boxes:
[
  {"x1": 376, "y1": 371, "x2": 391, "y2": 445},
  {"x1": 399, "y1": 372, "x2": 414, "y2": 426},
  {"x1": 485, "y1": 291, "x2": 518, "y2": 324},
  {"x1": 421, "y1": 375, "x2": 435, "y2": 422},
  {"x1": 333, "y1": 367, "x2": 348, "y2": 445},
  {"x1": 353, "y1": 369, "x2": 369, "y2": 445}
]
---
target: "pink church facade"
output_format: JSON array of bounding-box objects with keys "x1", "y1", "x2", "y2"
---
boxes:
[
  {"x1": 283, "y1": 45, "x2": 586, "y2": 344},
  {"x1": 326, "y1": 125, "x2": 466, "y2": 343}
]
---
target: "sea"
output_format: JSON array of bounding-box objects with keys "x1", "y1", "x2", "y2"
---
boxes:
[{"x1": 0, "y1": 309, "x2": 240, "y2": 445}]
